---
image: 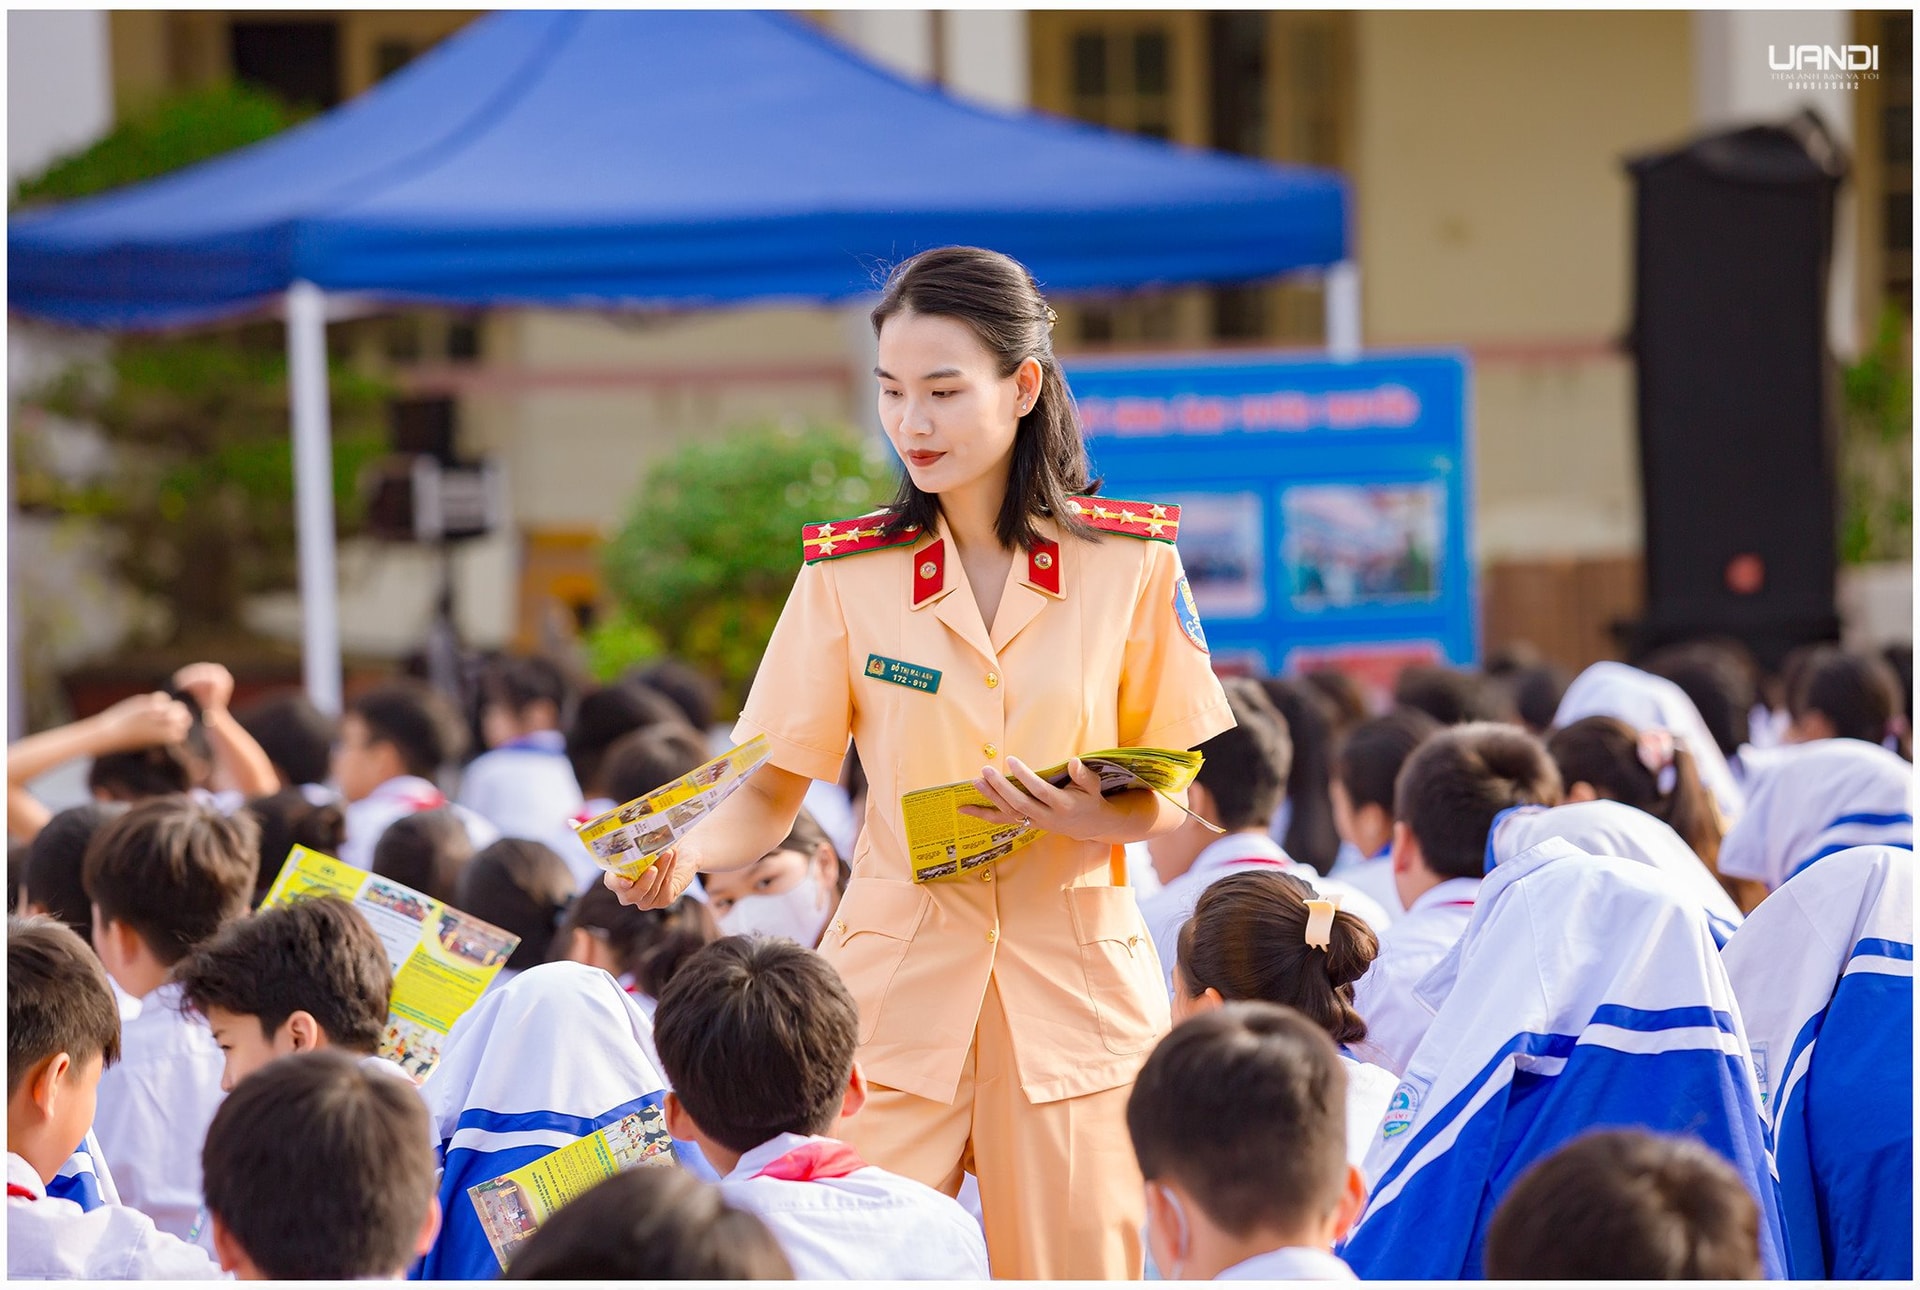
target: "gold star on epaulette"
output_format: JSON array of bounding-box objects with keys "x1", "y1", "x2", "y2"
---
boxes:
[
  {"x1": 1065, "y1": 495, "x2": 1180, "y2": 544},
  {"x1": 802, "y1": 512, "x2": 922, "y2": 564}
]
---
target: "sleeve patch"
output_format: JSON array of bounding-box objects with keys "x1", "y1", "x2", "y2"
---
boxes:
[{"x1": 1174, "y1": 576, "x2": 1209, "y2": 653}]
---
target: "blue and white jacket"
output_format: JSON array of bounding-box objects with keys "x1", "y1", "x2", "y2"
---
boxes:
[
  {"x1": 1718, "y1": 738, "x2": 1912, "y2": 891},
  {"x1": 1488, "y1": 799, "x2": 1743, "y2": 946},
  {"x1": 43, "y1": 1131, "x2": 119, "y2": 1211},
  {"x1": 1342, "y1": 837, "x2": 1784, "y2": 1279},
  {"x1": 1721, "y1": 845, "x2": 1912, "y2": 1280},
  {"x1": 412, "y1": 961, "x2": 672, "y2": 1280}
]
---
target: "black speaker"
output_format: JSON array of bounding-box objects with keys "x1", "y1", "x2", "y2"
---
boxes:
[{"x1": 1624, "y1": 111, "x2": 1849, "y2": 672}]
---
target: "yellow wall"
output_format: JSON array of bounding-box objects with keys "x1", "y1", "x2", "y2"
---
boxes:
[{"x1": 1355, "y1": 10, "x2": 1694, "y2": 560}]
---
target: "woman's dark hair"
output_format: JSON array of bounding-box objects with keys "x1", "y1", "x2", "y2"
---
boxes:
[
  {"x1": 1255, "y1": 677, "x2": 1341, "y2": 875},
  {"x1": 456, "y1": 840, "x2": 576, "y2": 972},
  {"x1": 1177, "y1": 870, "x2": 1377, "y2": 1046},
  {"x1": 1788, "y1": 645, "x2": 1906, "y2": 755},
  {"x1": 1546, "y1": 716, "x2": 1722, "y2": 865},
  {"x1": 870, "y1": 246, "x2": 1098, "y2": 551},
  {"x1": 554, "y1": 885, "x2": 720, "y2": 1000},
  {"x1": 243, "y1": 788, "x2": 347, "y2": 907}
]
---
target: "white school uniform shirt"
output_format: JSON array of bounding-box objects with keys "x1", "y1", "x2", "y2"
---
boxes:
[
  {"x1": 88, "y1": 982, "x2": 226, "y2": 1240},
  {"x1": 1717, "y1": 737, "x2": 1914, "y2": 891},
  {"x1": 1554, "y1": 660, "x2": 1745, "y2": 823},
  {"x1": 720, "y1": 1132, "x2": 989, "y2": 1280},
  {"x1": 7, "y1": 1153, "x2": 222, "y2": 1280},
  {"x1": 1489, "y1": 799, "x2": 1743, "y2": 945},
  {"x1": 1216, "y1": 1245, "x2": 1357, "y2": 1280},
  {"x1": 1349, "y1": 877, "x2": 1480, "y2": 1075},
  {"x1": 1328, "y1": 841, "x2": 1402, "y2": 922},
  {"x1": 1340, "y1": 1053, "x2": 1399, "y2": 1175},
  {"x1": 339, "y1": 774, "x2": 499, "y2": 871},
  {"x1": 455, "y1": 731, "x2": 583, "y2": 843},
  {"x1": 1142, "y1": 833, "x2": 1391, "y2": 990}
]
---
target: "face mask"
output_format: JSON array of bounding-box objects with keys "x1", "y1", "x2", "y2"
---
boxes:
[
  {"x1": 719, "y1": 877, "x2": 832, "y2": 946},
  {"x1": 1148, "y1": 1183, "x2": 1190, "y2": 1281}
]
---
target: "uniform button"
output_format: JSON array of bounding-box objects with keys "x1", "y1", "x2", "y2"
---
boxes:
[
  {"x1": 986, "y1": 928, "x2": 999, "y2": 944},
  {"x1": 981, "y1": 870, "x2": 994, "y2": 882},
  {"x1": 985, "y1": 671, "x2": 1000, "y2": 688},
  {"x1": 983, "y1": 743, "x2": 998, "y2": 759}
]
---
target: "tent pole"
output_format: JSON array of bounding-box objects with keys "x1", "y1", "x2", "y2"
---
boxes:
[
  {"x1": 1325, "y1": 260, "x2": 1361, "y2": 361},
  {"x1": 285, "y1": 281, "x2": 344, "y2": 715}
]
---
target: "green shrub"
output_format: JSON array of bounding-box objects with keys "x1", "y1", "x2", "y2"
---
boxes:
[
  {"x1": 594, "y1": 424, "x2": 897, "y2": 714},
  {"x1": 1839, "y1": 307, "x2": 1913, "y2": 565}
]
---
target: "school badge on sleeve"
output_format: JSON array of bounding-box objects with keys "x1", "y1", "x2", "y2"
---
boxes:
[
  {"x1": 1174, "y1": 575, "x2": 1208, "y2": 653},
  {"x1": 1380, "y1": 1078, "x2": 1425, "y2": 1139}
]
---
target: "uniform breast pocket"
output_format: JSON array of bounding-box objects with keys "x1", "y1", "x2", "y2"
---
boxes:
[
  {"x1": 1067, "y1": 885, "x2": 1171, "y2": 1057},
  {"x1": 820, "y1": 877, "x2": 933, "y2": 1045}
]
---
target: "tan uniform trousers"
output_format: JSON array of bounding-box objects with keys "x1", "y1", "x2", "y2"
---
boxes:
[{"x1": 842, "y1": 976, "x2": 1145, "y2": 1280}]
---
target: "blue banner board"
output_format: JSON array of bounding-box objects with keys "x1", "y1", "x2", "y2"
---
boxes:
[{"x1": 1065, "y1": 350, "x2": 1474, "y2": 697}]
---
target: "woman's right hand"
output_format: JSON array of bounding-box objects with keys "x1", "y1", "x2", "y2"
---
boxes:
[{"x1": 604, "y1": 843, "x2": 699, "y2": 910}]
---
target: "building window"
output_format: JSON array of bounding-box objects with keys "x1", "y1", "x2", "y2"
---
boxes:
[
  {"x1": 1068, "y1": 27, "x2": 1174, "y2": 139},
  {"x1": 229, "y1": 20, "x2": 342, "y2": 110}
]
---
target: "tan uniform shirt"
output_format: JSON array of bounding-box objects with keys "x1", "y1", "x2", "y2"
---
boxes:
[{"x1": 734, "y1": 507, "x2": 1233, "y2": 1104}]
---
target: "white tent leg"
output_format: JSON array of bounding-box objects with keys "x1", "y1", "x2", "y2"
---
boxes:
[
  {"x1": 286, "y1": 281, "x2": 343, "y2": 715},
  {"x1": 1325, "y1": 260, "x2": 1362, "y2": 361}
]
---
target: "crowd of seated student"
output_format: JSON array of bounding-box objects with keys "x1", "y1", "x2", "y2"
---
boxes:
[{"x1": 6, "y1": 638, "x2": 1912, "y2": 1281}]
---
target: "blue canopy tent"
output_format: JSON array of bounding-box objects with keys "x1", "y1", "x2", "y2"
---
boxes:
[{"x1": 10, "y1": 9, "x2": 1355, "y2": 708}]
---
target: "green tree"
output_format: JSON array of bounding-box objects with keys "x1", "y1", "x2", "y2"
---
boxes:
[
  {"x1": 1839, "y1": 307, "x2": 1913, "y2": 565},
  {"x1": 595, "y1": 424, "x2": 897, "y2": 713},
  {"x1": 12, "y1": 83, "x2": 391, "y2": 651}
]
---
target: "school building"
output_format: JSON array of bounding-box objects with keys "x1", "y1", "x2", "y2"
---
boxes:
[{"x1": 10, "y1": 9, "x2": 1912, "y2": 681}]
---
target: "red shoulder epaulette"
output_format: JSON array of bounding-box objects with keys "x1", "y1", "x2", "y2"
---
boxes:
[
  {"x1": 1064, "y1": 496, "x2": 1180, "y2": 543},
  {"x1": 801, "y1": 512, "x2": 922, "y2": 564}
]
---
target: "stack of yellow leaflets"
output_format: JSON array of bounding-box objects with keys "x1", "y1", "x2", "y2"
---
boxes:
[
  {"x1": 903, "y1": 747, "x2": 1206, "y2": 883},
  {"x1": 261, "y1": 845, "x2": 520, "y2": 1082},
  {"x1": 469, "y1": 1102, "x2": 676, "y2": 1270},
  {"x1": 573, "y1": 735, "x2": 770, "y2": 880}
]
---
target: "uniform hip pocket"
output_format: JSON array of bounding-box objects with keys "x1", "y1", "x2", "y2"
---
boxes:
[
  {"x1": 1067, "y1": 884, "x2": 1171, "y2": 1057},
  {"x1": 821, "y1": 877, "x2": 933, "y2": 1045}
]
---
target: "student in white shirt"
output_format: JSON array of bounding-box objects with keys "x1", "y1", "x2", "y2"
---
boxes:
[
  {"x1": 1553, "y1": 660, "x2": 1744, "y2": 823},
  {"x1": 200, "y1": 1050, "x2": 439, "y2": 1280},
  {"x1": 7, "y1": 916, "x2": 222, "y2": 1280},
  {"x1": 1329, "y1": 707, "x2": 1444, "y2": 917},
  {"x1": 1717, "y1": 736, "x2": 1914, "y2": 892},
  {"x1": 82, "y1": 797, "x2": 257, "y2": 1238},
  {"x1": 498, "y1": 1164, "x2": 794, "y2": 1278},
  {"x1": 1128, "y1": 1003, "x2": 1365, "y2": 1280},
  {"x1": 1351, "y1": 723, "x2": 1562, "y2": 1073},
  {"x1": 653, "y1": 937, "x2": 989, "y2": 1280},
  {"x1": 1145, "y1": 680, "x2": 1388, "y2": 988},
  {"x1": 332, "y1": 681, "x2": 497, "y2": 871},
  {"x1": 1171, "y1": 870, "x2": 1399, "y2": 1171},
  {"x1": 457, "y1": 655, "x2": 585, "y2": 842},
  {"x1": 557, "y1": 883, "x2": 721, "y2": 1019},
  {"x1": 173, "y1": 897, "x2": 399, "y2": 1092}
]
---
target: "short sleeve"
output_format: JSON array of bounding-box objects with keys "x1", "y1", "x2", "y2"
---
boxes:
[
  {"x1": 731, "y1": 559, "x2": 854, "y2": 782},
  {"x1": 1116, "y1": 541, "x2": 1235, "y2": 750}
]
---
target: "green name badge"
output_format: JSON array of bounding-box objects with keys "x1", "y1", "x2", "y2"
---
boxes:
[{"x1": 864, "y1": 654, "x2": 941, "y2": 694}]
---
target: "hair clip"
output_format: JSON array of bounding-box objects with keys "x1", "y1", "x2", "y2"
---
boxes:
[
  {"x1": 1303, "y1": 894, "x2": 1342, "y2": 952},
  {"x1": 1635, "y1": 728, "x2": 1678, "y2": 794},
  {"x1": 1044, "y1": 305, "x2": 1058, "y2": 329}
]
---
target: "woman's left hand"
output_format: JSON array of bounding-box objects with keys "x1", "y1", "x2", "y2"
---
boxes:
[{"x1": 960, "y1": 756, "x2": 1132, "y2": 844}]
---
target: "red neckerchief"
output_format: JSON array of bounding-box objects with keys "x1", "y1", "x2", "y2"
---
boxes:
[
  {"x1": 7, "y1": 1183, "x2": 38, "y2": 1200},
  {"x1": 750, "y1": 1139, "x2": 868, "y2": 1182}
]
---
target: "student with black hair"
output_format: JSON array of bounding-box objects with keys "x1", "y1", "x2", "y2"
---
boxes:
[
  {"x1": 1257, "y1": 677, "x2": 1343, "y2": 874},
  {"x1": 653, "y1": 937, "x2": 987, "y2": 1279},
  {"x1": 1328, "y1": 707, "x2": 1442, "y2": 915},
  {"x1": 457, "y1": 839, "x2": 576, "y2": 983},
  {"x1": 173, "y1": 897, "x2": 395, "y2": 1091},
  {"x1": 1394, "y1": 663, "x2": 1512, "y2": 728},
  {"x1": 625, "y1": 656, "x2": 721, "y2": 735},
  {"x1": 242, "y1": 786, "x2": 347, "y2": 905},
  {"x1": 332, "y1": 680, "x2": 497, "y2": 871},
  {"x1": 1787, "y1": 644, "x2": 1909, "y2": 757},
  {"x1": 233, "y1": 690, "x2": 337, "y2": 791},
  {"x1": 1484, "y1": 1129, "x2": 1763, "y2": 1279},
  {"x1": 19, "y1": 803, "x2": 125, "y2": 944},
  {"x1": 6, "y1": 692, "x2": 192, "y2": 843},
  {"x1": 370, "y1": 807, "x2": 473, "y2": 906},
  {"x1": 701, "y1": 809, "x2": 847, "y2": 948},
  {"x1": 1127, "y1": 1003, "x2": 1366, "y2": 1280},
  {"x1": 555, "y1": 884, "x2": 719, "y2": 1016},
  {"x1": 81, "y1": 798, "x2": 260, "y2": 1237},
  {"x1": 1350, "y1": 723, "x2": 1561, "y2": 1073},
  {"x1": 458, "y1": 654, "x2": 584, "y2": 843},
  {"x1": 1143, "y1": 679, "x2": 1388, "y2": 987},
  {"x1": 8, "y1": 916, "x2": 219, "y2": 1278},
  {"x1": 505, "y1": 1167, "x2": 793, "y2": 1280},
  {"x1": 200, "y1": 1050, "x2": 440, "y2": 1280}
]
